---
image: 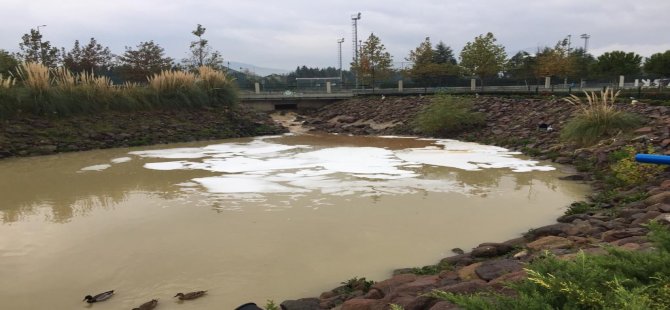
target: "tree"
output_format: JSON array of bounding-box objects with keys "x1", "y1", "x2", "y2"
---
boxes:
[
  {"x1": 643, "y1": 50, "x2": 670, "y2": 77},
  {"x1": 0, "y1": 49, "x2": 19, "y2": 76},
  {"x1": 593, "y1": 51, "x2": 642, "y2": 79},
  {"x1": 182, "y1": 24, "x2": 224, "y2": 70},
  {"x1": 351, "y1": 33, "x2": 393, "y2": 88},
  {"x1": 535, "y1": 39, "x2": 574, "y2": 84},
  {"x1": 405, "y1": 37, "x2": 458, "y2": 86},
  {"x1": 506, "y1": 51, "x2": 536, "y2": 86},
  {"x1": 433, "y1": 41, "x2": 457, "y2": 65},
  {"x1": 459, "y1": 32, "x2": 507, "y2": 86},
  {"x1": 570, "y1": 48, "x2": 596, "y2": 81},
  {"x1": 62, "y1": 38, "x2": 114, "y2": 73},
  {"x1": 117, "y1": 41, "x2": 174, "y2": 82},
  {"x1": 17, "y1": 28, "x2": 60, "y2": 68}
]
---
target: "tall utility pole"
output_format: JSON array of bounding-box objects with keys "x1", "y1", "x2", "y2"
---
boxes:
[
  {"x1": 36, "y1": 24, "x2": 46, "y2": 64},
  {"x1": 580, "y1": 34, "x2": 591, "y2": 53},
  {"x1": 337, "y1": 38, "x2": 345, "y2": 83},
  {"x1": 566, "y1": 34, "x2": 572, "y2": 53},
  {"x1": 351, "y1": 12, "x2": 361, "y2": 88}
]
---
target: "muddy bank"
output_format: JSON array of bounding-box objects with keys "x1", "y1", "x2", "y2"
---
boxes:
[
  {"x1": 0, "y1": 106, "x2": 286, "y2": 159},
  {"x1": 277, "y1": 96, "x2": 670, "y2": 310}
]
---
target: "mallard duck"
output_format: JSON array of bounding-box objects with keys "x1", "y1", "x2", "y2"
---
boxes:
[
  {"x1": 133, "y1": 299, "x2": 158, "y2": 310},
  {"x1": 174, "y1": 290, "x2": 207, "y2": 300},
  {"x1": 83, "y1": 290, "x2": 114, "y2": 303}
]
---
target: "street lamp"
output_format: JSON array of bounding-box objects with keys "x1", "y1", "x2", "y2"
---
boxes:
[{"x1": 36, "y1": 24, "x2": 46, "y2": 64}]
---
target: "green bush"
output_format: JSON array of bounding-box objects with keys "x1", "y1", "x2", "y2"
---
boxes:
[
  {"x1": 412, "y1": 94, "x2": 485, "y2": 136},
  {"x1": 561, "y1": 88, "x2": 644, "y2": 146},
  {"x1": 428, "y1": 221, "x2": 670, "y2": 309},
  {"x1": 611, "y1": 146, "x2": 666, "y2": 186}
]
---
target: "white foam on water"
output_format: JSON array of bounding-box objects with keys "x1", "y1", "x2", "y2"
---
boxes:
[
  {"x1": 131, "y1": 135, "x2": 556, "y2": 201},
  {"x1": 110, "y1": 157, "x2": 132, "y2": 164},
  {"x1": 80, "y1": 164, "x2": 111, "y2": 171}
]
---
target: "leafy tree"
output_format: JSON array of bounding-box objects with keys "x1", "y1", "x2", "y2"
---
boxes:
[
  {"x1": 643, "y1": 50, "x2": 670, "y2": 77},
  {"x1": 433, "y1": 41, "x2": 457, "y2": 65},
  {"x1": 351, "y1": 33, "x2": 393, "y2": 87},
  {"x1": 0, "y1": 49, "x2": 19, "y2": 76},
  {"x1": 593, "y1": 51, "x2": 642, "y2": 79},
  {"x1": 62, "y1": 38, "x2": 114, "y2": 73},
  {"x1": 459, "y1": 32, "x2": 507, "y2": 86},
  {"x1": 535, "y1": 39, "x2": 574, "y2": 84},
  {"x1": 182, "y1": 24, "x2": 224, "y2": 70},
  {"x1": 506, "y1": 51, "x2": 536, "y2": 85},
  {"x1": 17, "y1": 28, "x2": 60, "y2": 68},
  {"x1": 405, "y1": 37, "x2": 458, "y2": 86},
  {"x1": 117, "y1": 41, "x2": 174, "y2": 82},
  {"x1": 570, "y1": 48, "x2": 597, "y2": 81}
]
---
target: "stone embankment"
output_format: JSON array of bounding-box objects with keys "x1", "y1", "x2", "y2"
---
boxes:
[
  {"x1": 278, "y1": 96, "x2": 670, "y2": 310},
  {"x1": 0, "y1": 106, "x2": 286, "y2": 159}
]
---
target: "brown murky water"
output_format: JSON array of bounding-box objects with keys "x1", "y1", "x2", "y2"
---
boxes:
[{"x1": 0, "y1": 134, "x2": 588, "y2": 309}]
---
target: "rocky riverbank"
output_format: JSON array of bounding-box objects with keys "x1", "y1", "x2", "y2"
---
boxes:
[
  {"x1": 277, "y1": 96, "x2": 670, "y2": 310},
  {"x1": 0, "y1": 106, "x2": 286, "y2": 159}
]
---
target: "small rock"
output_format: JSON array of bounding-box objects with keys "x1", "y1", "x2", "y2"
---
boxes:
[
  {"x1": 436, "y1": 280, "x2": 487, "y2": 294},
  {"x1": 527, "y1": 236, "x2": 574, "y2": 251},
  {"x1": 475, "y1": 259, "x2": 523, "y2": 281},
  {"x1": 457, "y1": 262, "x2": 483, "y2": 281},
  {"x1": 280, "y1": 298, "x2": 320, "y2": 310},
  {"x1": 645, "y1": 192, "x2": 670, "y2": 205},
  {"x1": 451, "y1": 248, "x2": 464, "y2": 255},
  {"x1": 601, "y1": 228, "x2": 648, "y2": 242}
]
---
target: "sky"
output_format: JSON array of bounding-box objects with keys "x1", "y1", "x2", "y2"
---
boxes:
[{"x1": 1, "y1": 0, "x2": 669, "y2": 72}]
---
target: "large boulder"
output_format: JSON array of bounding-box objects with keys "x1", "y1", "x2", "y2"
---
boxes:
[
  {"x1": 527, "y1": 236, "x2": 574, "y2": 251},
  {"x1": 280, "y1": 298, "x2": 320, "y2": 310},
  {"x1": 474, "y1": 259, "x2": 523, "y2": 281}
]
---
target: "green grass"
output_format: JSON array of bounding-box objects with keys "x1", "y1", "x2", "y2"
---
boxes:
[
  {"x1": 427, "y1": 221, "x2": 670, "y2": 309},
  {"x1": 412, "y1": 93, "x2": 485, "y2": 136}
]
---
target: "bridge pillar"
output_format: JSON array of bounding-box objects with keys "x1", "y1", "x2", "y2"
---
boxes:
[
  {"x1": 254, "y1": 82, "x2": 260, "y2": 94},
  {"x1": 398, "y1": 80, "x2": 403, "y2": 92},
  {"x1": 619, "y1": 75, "x2": 625, "y2": 88},
  {"x1": 470, "y1": 79, "x2": 476, "y2": 91},
  {"x1": 544, "y1": 76, "x2": 551, "y2": 89},
  {"x1": 326, "y1": 82, "x2": 332, "y2": 94}
]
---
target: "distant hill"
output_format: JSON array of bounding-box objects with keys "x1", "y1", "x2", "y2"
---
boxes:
[{"x1": 225, "y1": 61, "x2": 289, "y2": 77}]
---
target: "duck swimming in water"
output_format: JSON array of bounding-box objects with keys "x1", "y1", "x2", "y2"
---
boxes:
[
  {"x1": 133, "y1": 299, "x2": 158, "y2": 310},
  {"x1": 83, "y1": 290, "x2": 114, "y2": 303},
  {"x1": 174, "y1": 290, "x2": 207, "y2": 300}
]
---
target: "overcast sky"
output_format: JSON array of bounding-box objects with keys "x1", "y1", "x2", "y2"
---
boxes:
[{"x1": 1, "y1": 0, "x2": 669, "y2": 71}]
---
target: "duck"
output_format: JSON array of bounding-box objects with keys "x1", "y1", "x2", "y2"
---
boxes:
[
  {"x1": 83, "y1": 290, "x2": 114, "y2": 303},
  {"x1": 133, "y1": 299, "x2": 158, "y2": 310},
  {"x1": 174, "y1": 290, "x2": 207, "y2": 300}
]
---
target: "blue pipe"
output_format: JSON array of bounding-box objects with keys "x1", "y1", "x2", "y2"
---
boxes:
[{"x1": 635, "y1": 154, "x2": 670, "y2": 165}]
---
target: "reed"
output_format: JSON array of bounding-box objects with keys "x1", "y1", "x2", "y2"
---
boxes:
[
  {"x1": 147, "y1": 70, "x2": 197, "y2": 92},
  {"x1": 14, "y1": 62, "x2": 51, "y2": 93},
  {"x1": 197, "y1": 66, "x2": 229, "y2": 91},
  {"x1": 0, "y1": 74, "x2": 15, "y2": 88},
  {"x1": 53, "y1": 67, "x2": 77, "y2": 93}
]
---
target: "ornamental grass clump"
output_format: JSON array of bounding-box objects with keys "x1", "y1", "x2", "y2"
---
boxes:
[
  {"x1": 14, "y1": 62, "x2": 51, "y2": 93},
  {"x1": 197, "y1": 66, "x2": 229, "y2": 91},
  {"x1": 561, "y1": 88, "x2": 643, "y2": 146}
]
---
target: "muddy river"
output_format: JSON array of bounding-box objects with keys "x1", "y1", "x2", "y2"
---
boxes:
[{"x1": 0, "y1": 134, "x2": 588, "y2": 309}]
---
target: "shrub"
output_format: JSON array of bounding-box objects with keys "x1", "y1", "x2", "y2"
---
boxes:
[
  {"x1": 611, "y1": 146, "x2": 666, "y2": 186},
  {"x1": 413, "y1": 94, "x2": 485, "y2": 136},
  {"x1": 561, "y1": 88, "x2": 644, "y2": 146},
  {"x1": 428, "y1": 221, "x2": 670, "y2": 309},
  {"x1": 147, "y1": 69, "x2": 197, "y2": 92}
]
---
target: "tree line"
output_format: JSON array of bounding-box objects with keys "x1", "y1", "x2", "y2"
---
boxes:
[
  {"x1": 347, "y1": 32, "x2": 670, "y2": 88},
  {"x1": 0, "y1": 24, "x2": 224, "y2": 83}
]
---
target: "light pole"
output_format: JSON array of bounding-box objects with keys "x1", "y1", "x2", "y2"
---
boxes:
[
  {"x1": 36, "y1": 24, "x2": 46, "y2": 64},
  {"x1": 337, "y1": 38, "x2": 344, "y2": 84},
  {"x1": 580, "y1": 34, "x2": 590, "y2": 53},
  {"x1": 351, "y1": 12, "x2": 361, "y2": 89}
]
